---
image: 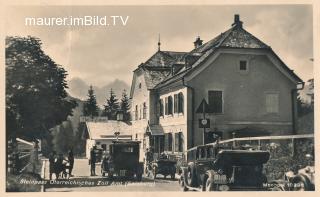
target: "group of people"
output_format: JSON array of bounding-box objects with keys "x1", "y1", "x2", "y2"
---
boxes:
[{"x1": 49, "y1": 149, "x2": 74, "y2": 180}]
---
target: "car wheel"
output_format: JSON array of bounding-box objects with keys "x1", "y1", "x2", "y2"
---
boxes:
[
  {"x1": 171, "y1": 173, "x2": 175, "y2": 180},
  {"x1": 291, "y1": 175, "x2": 312, "y2": 191},
  {"x1": 108, "y1": 172, "x2": 113, "y2": 179},
  {"x1": 136, "y1": 173, "x2": 142, "y2": 182},
  {"x1": 186, "y1": 168, "x2": 196, "y2": 187}
]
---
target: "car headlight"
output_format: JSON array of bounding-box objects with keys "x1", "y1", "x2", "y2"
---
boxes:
[
  {"x1": 217, "y1": 169, "x2": 224, "y2": 174},
  {"x1": 219, "y1": 185, "x2": 230, "y2": 191}
]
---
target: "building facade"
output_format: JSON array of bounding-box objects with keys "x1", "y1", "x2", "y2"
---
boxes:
[{"x1": 130, "y1": 15, "x2": 303, "y2": 160}]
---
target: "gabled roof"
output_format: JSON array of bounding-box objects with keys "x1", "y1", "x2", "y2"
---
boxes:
[
  {"x1": 130, "y1": 50, "x2": 187, "y2": 93},
  {"x1": 154, "y1": 16, "x2": 302, "y2": 89},
  {"x1": 86, "y1": 121, "x2": 132, "y2": 140},
  {"x1": 132, "y1": 15, "x2": 303, "y2": 92},
  {"x1": 143, "y1": 67, "x2": 172, "y2": 89},
  {"x1": 144, "y1": 50, "x2": 186, "y2": 68}
]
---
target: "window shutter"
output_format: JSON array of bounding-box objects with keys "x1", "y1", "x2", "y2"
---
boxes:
[
  {"x1": 174, "y1": 94, "x2": 178, "y2": 113},
  {"x1": 174, "y1": 133, "x2": 179, "y2": 152},
  {"x1": 165, "y1": 97, "x2": 168, "y2": 115},
  {"x1": 168, "y1": 133, "x2": 173, "y2": 151},
  {"x1": 178, "y1": 93, "x2": 184, "y2": 113},
  {"x1": 179, "y1": 132, "x2": 183, "y2": 152},
  {"x1": 168, "y1": 96, "x2": 173, "y2": 115},
  {"x1": 164, "y1": 133, "x2": 169, "y2": 151},
  {"x1": 266, "y1": 93, "x2": 279, "y2": 113},
  {"x1": 208, "y1": 91, "x2": 222, "y2": 113}
]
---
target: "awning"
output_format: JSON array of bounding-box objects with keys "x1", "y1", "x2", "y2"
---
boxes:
[{"x1": 146, "y1": 124, "x2": 164, "y2": 136}]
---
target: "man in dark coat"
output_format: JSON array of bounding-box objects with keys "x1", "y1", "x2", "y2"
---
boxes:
[
  {"x1": 89, "y1": 146, "x2": 97, "y2": 176},
  {"x1": 68, "y1": 149, "x2": 74, "y2": 177},
  {"x1": 49, "y1": 151, "x2": 56, "y2": 180}
]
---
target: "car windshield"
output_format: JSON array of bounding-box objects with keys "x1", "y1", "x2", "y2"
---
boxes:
[{"x1": 121, "y1": 146, "x2": 134, "y2": 153}]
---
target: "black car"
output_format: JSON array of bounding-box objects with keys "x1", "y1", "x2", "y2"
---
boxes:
[
  {"x1": 101, "y1": 141, "x2": 143, "y2": 181},
  {"x1": 180, "y1": 144, "x2": 270, "y2": 191}
]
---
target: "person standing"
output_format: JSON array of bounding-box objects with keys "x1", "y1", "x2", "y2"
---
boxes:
[
  {"x1": 55, "y1": 154, "x2": 64, "y2": 179},
  {"x1": 68, "y1": 149, "x2": 74, "y2": 177},
  {"x1": 49, "y1": 151, "x2": 56, "y2": 180},
  {"x1": 89, "y1": 145, "x2": 97, "y2": 176}
]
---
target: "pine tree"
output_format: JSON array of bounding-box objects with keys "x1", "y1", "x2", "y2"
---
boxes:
[
  {"x1": 120, "y1": 89, "x2": 131, "y2": 121},
  {"x1": 83, "y1": 85, "x2": 99, "y2": 118},
  {"x1": 103, "y1": 89, "x2": 119, "y2": 120}
]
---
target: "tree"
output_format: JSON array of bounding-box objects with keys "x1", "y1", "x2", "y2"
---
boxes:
[
  {"x1": 120, "y1": 89, "x2": 131, "y2": 121},
  {"x1": 83, "y1": 85, "x2": 99, "y2": 117},
  {"x1": 6, "y1": 36, "x2": 77, "y2": 141},
  {"x1": 52, "y1": 120, "x2": 74, "y2": 154},
  {"x1": 103, "y1": 89, "x2": 119, "y2": 120}
]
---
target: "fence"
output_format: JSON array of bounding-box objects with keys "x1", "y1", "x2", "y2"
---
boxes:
[{"x1": 7, "y1": 138, "x2": 38, "y2": 174}]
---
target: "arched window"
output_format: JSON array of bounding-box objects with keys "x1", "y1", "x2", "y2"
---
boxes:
[
  {"x1": 143, "y1": 102, "x2": 147, "y2": 119},
  {"x1": 159, "y1": 99, "x2": 164, "y2": 117},
  {"x1": 135, "y1": 105, "x2": 138, "y2": 120},
  {"x1": 178, "y1": 92, "x2": 184, "y2": 113},
  {"x1": 168, "y1": 96, "x2": 173, "y2": 115}
]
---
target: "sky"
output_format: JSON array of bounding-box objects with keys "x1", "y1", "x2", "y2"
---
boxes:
[{"x1": 5, "y1": 4, "x2": 313, "y2": 89}]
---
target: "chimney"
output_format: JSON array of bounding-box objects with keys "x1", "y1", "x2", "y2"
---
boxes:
[
  {"x1": 193, "y1": 36, "x2": 203, "y2": 49},
  {"x1": 232, "y1": 14, "x2": 243, "y2": 28}
]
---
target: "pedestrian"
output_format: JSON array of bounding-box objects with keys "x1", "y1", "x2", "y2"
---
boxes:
[
  {"x1": 55, "y1": 153, "x2": 64, "y2": 179},
  {"x1": 49, "y1": 151, "x2": 56, "y2": 180},
  {"x1": 67, "y1": 149, "x2": 74, "y2": 177},
  {"x1": 89, "y1": 145, "x2": 97, "y2": 176}
]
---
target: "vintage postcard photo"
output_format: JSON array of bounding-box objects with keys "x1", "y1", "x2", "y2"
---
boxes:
[{"x1": 3, "y1": 0, "x2": 317, "y2": 194}]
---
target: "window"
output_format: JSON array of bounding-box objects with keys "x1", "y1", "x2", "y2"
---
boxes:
[
  {"x1": 138, "y1": 83, "x2": 142, "y2": 89},
  {"x1": 135, "y1": 105, "x2": 138, "y2": 120},
  {"x1": 139, "y1": 104, "x2": 142, "y2": 120},
  {"x1": 174, "y1": 132, "x2": 183, "y2": 152},
  {"x1": 208, "y1": 90, "x2": 223, "y2": 113},
  {"x1": 143, "y1": 102, "x2": 147, "y2": 119},
  {"x1": 266, "y1": 93, "x2": 279, "y2": 113},
  {"x1": 101, "y1": 144, "x2": 106, "y2": 151},
  {"x1": 159, "y1": 99, "x2": 164, "y2": 117},
  {"x1": 239, "y1": 60, "x2": 247, "y2": 71},
  {"x1": 168, "y1": 96, "x2": 173, "y2": 115},
  {"x1": 154, "y1": 136, "x2": 164, "y2": 153},
  {"x1": 164, "y1": 133, "x2": 173, "y2": 151},
  {"x1": 174, "y1": 94, "x2": 178, "y2": 113},
  {"x1": 178, "y1": 93, "x2": 184, "y2": 113}
]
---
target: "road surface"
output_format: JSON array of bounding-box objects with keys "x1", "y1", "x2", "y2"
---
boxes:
[{"x1": 44, "y1": 159, "x2": 181, "y2": 192}]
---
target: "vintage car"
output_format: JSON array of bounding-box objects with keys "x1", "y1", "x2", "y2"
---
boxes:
[
  {"x1": 101, "y1": 141, "x2": 143, "y2": 181},
  {"x1": 180, "y1": 144, "x2": 270, "y2": 191},
  {"x1": 146, "y1": 158, "x2": 177, "y2": 180},
  {"x1": 269, "y1": 154, "x2": 315, "y2": 191}
]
